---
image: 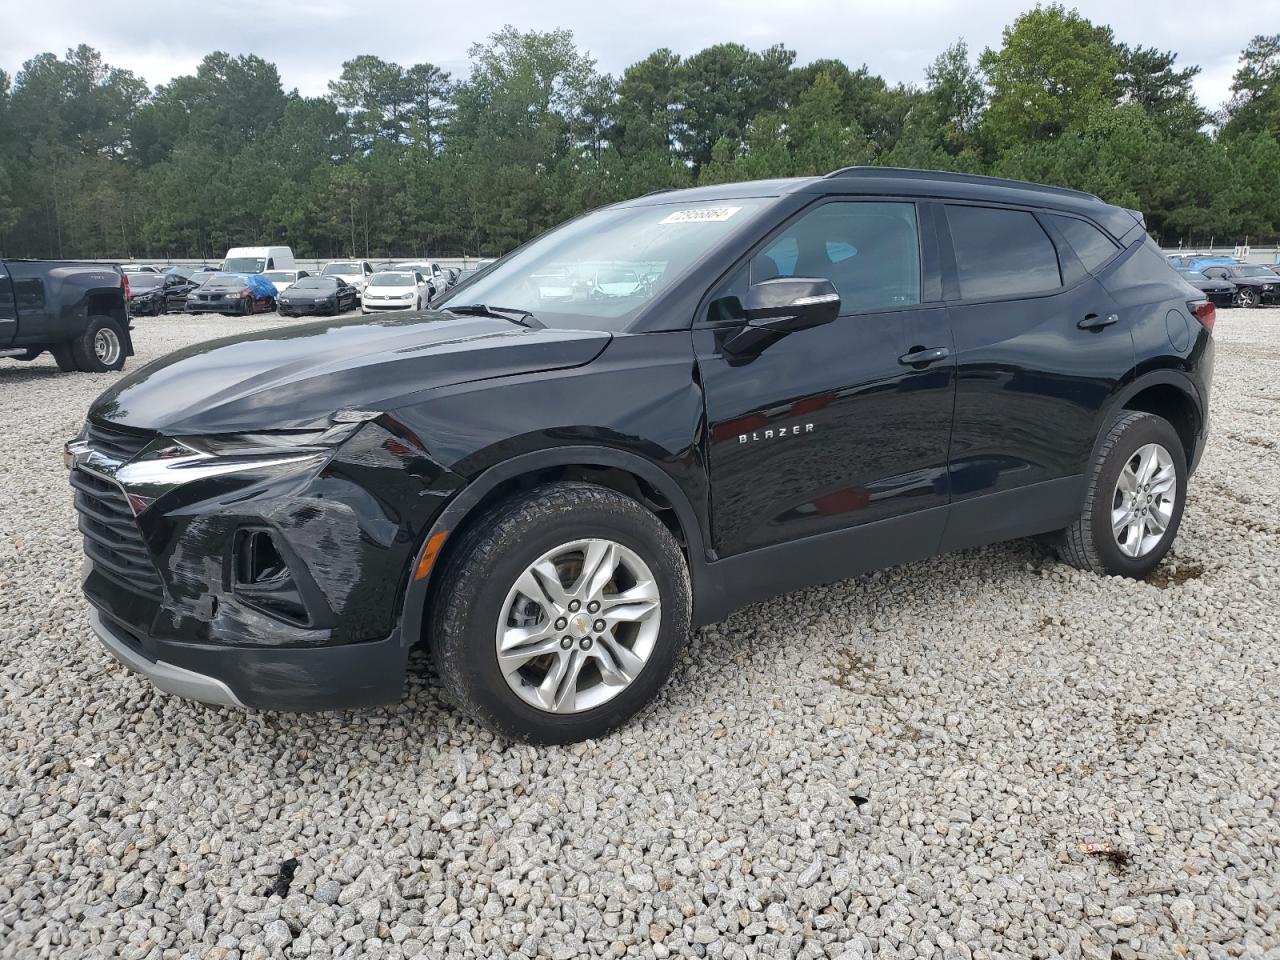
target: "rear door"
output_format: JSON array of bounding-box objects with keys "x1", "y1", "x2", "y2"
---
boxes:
[
  {"x1": 695, "y1": 197, "x2": 957, "y2": 557},
  {"x1": 0, "y1": 264, "x2": 15, "y2": 347},
  {"x1": 937, "y1": 202, "x2": 1132, "y2": 548}
]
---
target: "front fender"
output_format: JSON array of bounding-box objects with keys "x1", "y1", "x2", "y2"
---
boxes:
[{"x1": 398, "y1": 444, "x2": 713, "y2": 646}]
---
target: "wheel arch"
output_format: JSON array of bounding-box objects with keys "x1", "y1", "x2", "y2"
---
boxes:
[
  {"x1": 399, "y1": 446, "x2": 709, "y2": 650},
  {"x1": 1096, "y1": 369, "x2": 1204, "y2": 471}
]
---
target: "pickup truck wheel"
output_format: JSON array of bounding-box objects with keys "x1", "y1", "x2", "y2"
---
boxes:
[
  {"x1": 1057, "y1": 411, "x2": 1186, "y2": 579},
  {"x1": 70, "y1": 316, "x2": 127, "y2": 372},
  {"x1": 429, "y1": 481, "x2": 691, "y2": 744}
]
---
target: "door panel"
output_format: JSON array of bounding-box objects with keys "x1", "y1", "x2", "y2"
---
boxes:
[
  {"x1": 941, "y1": 203, "x2": 1134, "y2": 504},
  {"x1": 696, "y1": 307, "x2": 956, "y2": 556}
]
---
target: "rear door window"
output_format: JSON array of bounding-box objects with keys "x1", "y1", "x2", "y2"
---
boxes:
[
  {"x1": 945, "y1": 205, "x2": 1061, "y2": 300},
  {"x1": 1048, "y1": 214, "x2": 1119, "y2": 273}
]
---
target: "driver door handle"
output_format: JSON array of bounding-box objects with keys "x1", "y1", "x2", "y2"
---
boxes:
[{"x1": 898, "y1": 345, "x2": 950, "y2": 366}]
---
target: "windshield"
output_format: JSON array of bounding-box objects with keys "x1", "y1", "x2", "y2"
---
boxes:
[
  {"x1": 129, "y1": 274, "x2": 163, "y2": 290},
  {"x1": 263, "y1": 271, "x2": 294, "y2": 282},
  {"x1": 293, "y1": 277, "x2": 337, "y2": 290},
  {"x1": 1234, "y1": 265, "x2": 1272, "y2": 278},
  {"x1": 1179, "y1": 270, "x2": 1208, "y2": 281},
  {"x1": 323, "y1": 262, "x2": 360, "y2": 275},
  {"x1": 223, "y1": 257, "x2": 266, "y2": 273},
  {"x1": 437, "y1": 199, "x2": 772, "y2": 331},
  {"x1": 369, "y1": 272, "x2": 415, "y2": 286}
]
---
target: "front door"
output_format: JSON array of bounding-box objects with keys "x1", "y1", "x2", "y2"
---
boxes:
[{"x1": 695, "y1": 198, "x2": 957, "y2": 558}]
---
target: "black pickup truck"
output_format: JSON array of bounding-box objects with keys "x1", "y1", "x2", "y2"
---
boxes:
[{"x1": 0, "y1": 259, "x2": 133, "y2": 372}]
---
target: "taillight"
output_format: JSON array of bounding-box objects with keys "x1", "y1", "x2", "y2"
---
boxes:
[
  {"x1": 121, "y1": 273, "x2": 130, "y2": 301},
  {"x1": 1189, "y1": 299, "x2": 1215, "y2": 333}
]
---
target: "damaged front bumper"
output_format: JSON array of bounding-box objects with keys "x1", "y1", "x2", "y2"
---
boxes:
[{"x1": 67, "y1": 416, "x2": 457, "y2": 710}]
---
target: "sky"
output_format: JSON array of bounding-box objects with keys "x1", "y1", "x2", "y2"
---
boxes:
[{"x1": 0, "y1": 0, "x2": 1260, "y2": 113}]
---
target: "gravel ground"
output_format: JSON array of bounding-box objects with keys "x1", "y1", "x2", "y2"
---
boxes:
[{"x1": 2, "y1": 308, "x2": 1278, "y2": 960}]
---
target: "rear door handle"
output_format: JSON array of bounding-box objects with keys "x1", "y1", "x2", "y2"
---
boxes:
[
  {"x1": 1078, "y1": 313, "x2": 1119, "y2": 330},
  {"x1": 898, "y1": 345, "x2": 950, "y2": 366}
]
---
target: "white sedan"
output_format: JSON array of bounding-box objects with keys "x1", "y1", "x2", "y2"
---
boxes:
[
  {"x1": 262, "y1": 269, "x2": 310, "y2": 295},
  {"x1": 361, "y1": 270, "x2": 432, "y2": 313}
]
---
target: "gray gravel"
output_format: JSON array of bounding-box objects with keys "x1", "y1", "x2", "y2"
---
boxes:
[{"x1": 2, "y1": 308, "x2": 1279, "y2": 960}]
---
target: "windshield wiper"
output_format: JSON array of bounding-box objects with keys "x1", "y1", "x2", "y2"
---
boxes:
[{"x1": 444, "y1": 303, "x2": 543, "y2": 328}]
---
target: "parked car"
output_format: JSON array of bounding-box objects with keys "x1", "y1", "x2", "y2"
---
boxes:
[
  {"x1": 361, "y1": 270, "x2": 431, "y2": 313},
  {"x1": 1177, "y1": 269, "x2": 1235, "y2": 308},
  {"x1": 222, "y1": 246, "x2": 296, "y2": 273},
  {"x1": 183, "y1": 273, "x2": 277, "y2": 316},
  {"x1": 1, "y1": 259, "x2": 132, "y2": 372},
  {"x1": 68, "y1": 168, "x2": 1214, "y2": 743},
  {"x1": 1199, "y1": 264, "x2": 1279, "y2": 307},
  {"x1": 119, "y1": 263, "x2": 160, "y2": 274},
  {"x1": 392, "y1": 261, "x2": 449, "y2": 300},
  {"x1": 1185, "y1": 256, "x2": 1242, "y2": 272},
  {"x1": 277, "y1": 275, "x2": 359, "y2": 316},
  {"x1": 124, "y1": 271, "x2": 169, "y2": 315},
  {"x1": 263, "y1": 269, "x2": 310, "y2": 295},
  {"x1": 321, "y1": 260, "x2": 374, "y2": 299}
]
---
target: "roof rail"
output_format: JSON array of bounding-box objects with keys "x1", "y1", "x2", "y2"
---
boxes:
[{"x1": 824, "y1": 166, "x2": 1102, "y2": 203}]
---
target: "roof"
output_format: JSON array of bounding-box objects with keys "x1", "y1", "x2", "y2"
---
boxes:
[{"x1": 623, "y1": 167, "x2": 1137, "y2": 237}]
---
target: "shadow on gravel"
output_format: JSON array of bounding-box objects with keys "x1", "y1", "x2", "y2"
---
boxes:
[{"x1": 0, "y1": 364, "x2": 67, "y2": 383}]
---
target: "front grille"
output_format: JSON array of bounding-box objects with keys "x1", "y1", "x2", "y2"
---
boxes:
[
  {"x1": 85, "y1": 421, "x2": 153, "y2": 463},
  {"x1": 70, "y1": 469, "x2": 163, "y2": 596}
]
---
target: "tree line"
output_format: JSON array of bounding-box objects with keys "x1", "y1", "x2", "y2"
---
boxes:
[{"x1": 0, "y1": 6, "x2": 1277, "y2": 261}]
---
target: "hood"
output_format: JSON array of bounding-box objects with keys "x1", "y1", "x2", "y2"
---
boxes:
[{"x1": 90, "y1": 312, "x2": 611, "y2": 434}]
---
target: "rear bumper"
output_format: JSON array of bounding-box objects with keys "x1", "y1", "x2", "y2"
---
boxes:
[{"x1": 88, "y1": 604, "x2": 408, "y2": 711}]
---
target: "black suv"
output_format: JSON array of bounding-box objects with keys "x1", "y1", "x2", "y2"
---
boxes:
[{"x1": 67, "y1": 168, "x2": 1214, "y2": 743}]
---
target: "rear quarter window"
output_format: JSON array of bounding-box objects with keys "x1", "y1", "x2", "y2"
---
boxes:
[
  {"x1": 945, "y1": 205, "x2": 1061, "y2": 300},
  {"x1": 1048, "y1": 214, "x2": 1119, "y2": 273}
]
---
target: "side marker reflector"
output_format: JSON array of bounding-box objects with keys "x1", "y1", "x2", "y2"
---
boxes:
[{"x1": 414, "y1": 531, "x2": 449, "y2": 581}]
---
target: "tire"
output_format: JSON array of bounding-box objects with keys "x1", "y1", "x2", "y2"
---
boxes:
[
  {"x1": 69, "y1": 316, "x2": 127, "y2": 373},
  {"x1": 429, "y1": 481, "x2": 692, "y2": 744},
  {"x1": 1237, "y1": 287, "x2": 1258, "y2": 308},
  {"x1": 1057, "y1": 411, "x2": 1187, "y2": 578}
]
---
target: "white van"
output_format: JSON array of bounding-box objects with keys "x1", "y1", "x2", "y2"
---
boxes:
[{"x1": 222, "y1": 246, "x2": 295, "y2": 274}]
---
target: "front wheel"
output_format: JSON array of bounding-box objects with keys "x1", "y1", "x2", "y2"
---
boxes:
[
  {"x1": 1237, "y1": 287, "x2": 1258, "y2": 308},
  {"x1": 1057, "y1": 411, "x2": 1187, "y2": 578},
  {"x1": 429, "y1": 482, "x2": 691, "y2": 744}
]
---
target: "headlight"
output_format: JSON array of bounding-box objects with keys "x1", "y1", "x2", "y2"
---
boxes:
[
  {"x1": 399, "y1": 292, "x2": 415, "y2": 300},
  {"x1": 176, "y1": 410, "x2": 382, "y2": 457}
]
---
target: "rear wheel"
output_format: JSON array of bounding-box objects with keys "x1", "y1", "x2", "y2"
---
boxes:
[
  {"x1": 1057, "y1": 411, "x2": 1186, "y2": 578},
  {"x1": 70, "y1": 316, "x2": 127, "y2": 373},
  {"x1": 429, "y1": 481, "x2": 691, "y2": 743}
]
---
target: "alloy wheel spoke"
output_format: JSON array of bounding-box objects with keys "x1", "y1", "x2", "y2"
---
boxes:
[
  {"x1": 601, "y1": 580, "x2": 661, "y2": 623},
  {"x1": 595, "y1": 634, "x2": 647, "y2": 686},
  {"x1": 516, "y1": 562, "x2": 569, "y2": 615},
  {"x1": 575, "y1": 540, "x2": 618, "y2": 599},
  {"x1": 536, "y1": 649, "x2": 585, "y2": 713},
  {"x1": 1116, "y1": 465, "x2": 1139, "y2": 497},
  {"x1": 1148, "y1": 466, "x2": 1176, "y2": 496},
  {"x1": 498, "y1": 629, "x2": 562, "y2": 676},
  {"x1": 1146, "y1": 506, "x2": 1170, "y2": 535},
  {"x1": 1111, "y1": 506, "x2": 1133, "y2": 537}
]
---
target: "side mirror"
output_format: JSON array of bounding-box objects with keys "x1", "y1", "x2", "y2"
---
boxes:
[{"x1": 723, "y1": 277, "x2": 840, "y2": 355}]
